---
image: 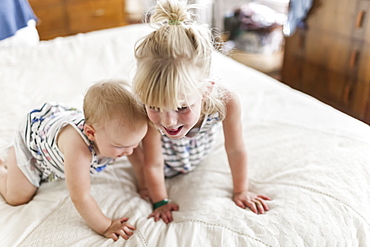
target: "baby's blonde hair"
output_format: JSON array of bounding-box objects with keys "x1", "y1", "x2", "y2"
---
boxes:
[
  {"x1": 134, "y1": 0, "x2": 226, "y2": 119},
  {"x1": 83, "y1": 80, "x2": 147, "y2": 129}
]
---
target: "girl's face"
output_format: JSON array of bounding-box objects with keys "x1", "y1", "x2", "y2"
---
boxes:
[
  {"x1": 85, "y1": 119, "x2": 147, "y2": 158},
  {"x1": 145, "y1": 93, "x2": 203, "y2": 139}
]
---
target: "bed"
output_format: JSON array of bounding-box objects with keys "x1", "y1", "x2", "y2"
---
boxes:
[{"x1": 1, "y1": 23, "x2": 369, "y2": 247}]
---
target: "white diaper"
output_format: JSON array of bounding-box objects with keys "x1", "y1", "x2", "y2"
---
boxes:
[{"x1": 13, "y1": 116, "x2": 42, "y2": 187}]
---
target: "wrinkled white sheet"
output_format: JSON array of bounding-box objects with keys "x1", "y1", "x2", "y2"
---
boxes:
[{"x1": 0, "y1": 24, "x2": 369, "y2": 247}]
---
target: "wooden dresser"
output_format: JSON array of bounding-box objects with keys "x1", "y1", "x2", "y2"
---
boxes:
[
  {"x1": 29, "y1": 0, "x2": 128, "y2": 40},
  {"x1": 281, "y1": 0, "x2": 370, "y2": 124}
]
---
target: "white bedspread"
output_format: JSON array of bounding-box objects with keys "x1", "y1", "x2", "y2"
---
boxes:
[{"x1": 0, "y1": 24, "x2": 369, "y2": 247}]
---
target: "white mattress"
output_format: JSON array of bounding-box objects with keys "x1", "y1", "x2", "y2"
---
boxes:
[{"x1": 0, "y1": 24, "x2": 369, "y2": 247}]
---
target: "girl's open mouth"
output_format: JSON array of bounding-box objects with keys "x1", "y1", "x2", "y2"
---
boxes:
[{"x1": 163, "y1": 126, "x2": 183, "y2": 136}]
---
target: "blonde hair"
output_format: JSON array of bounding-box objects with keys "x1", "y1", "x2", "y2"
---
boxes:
[
  {"x1": 83, "y1": 80, "x2": 147, "y2": 129},
  {"x1": 133, "y1": 0, "x2": 226, "y2": 119}
]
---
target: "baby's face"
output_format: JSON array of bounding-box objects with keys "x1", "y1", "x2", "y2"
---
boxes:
[
  {"x1": 145, "y1": 93, "x2": 203, "y2": 139},
  {"x1": 93, "y1": 120, "x2": 147, "y2": 158}
]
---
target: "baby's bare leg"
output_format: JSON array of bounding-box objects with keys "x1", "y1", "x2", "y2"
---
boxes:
[{"x1": 0, "y1": 147, "x2": 37, "y2": 205}]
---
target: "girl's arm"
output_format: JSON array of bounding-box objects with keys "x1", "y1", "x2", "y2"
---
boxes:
[
  {"x1": 58, "y1": 125, "x2": 135, "y2": 240},
  {"x1": 222, "y1": 91, "x2": 270, "y2": 214},
  {"x1": 141, "y1": 124, "x2": 179, "y2": 223},
  {"x1": 127, "y1": 147, "x2": 150, "y2": 200}
]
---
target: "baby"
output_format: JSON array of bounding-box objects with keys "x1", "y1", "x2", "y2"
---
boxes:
[{"x1": 0, "y1": 80, "x2": 148, "y2": 241}]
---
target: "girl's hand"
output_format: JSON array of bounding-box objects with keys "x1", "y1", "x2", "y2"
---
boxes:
[
  {"x1": 233, "y1": 191, "x2": 271, "y2": 214},
  {"x1": 103, "y1": 217, "x2": 136, "y2": 241},
  {"x1": 148, "y1": 202, "x2": 179, "y2": 224}
]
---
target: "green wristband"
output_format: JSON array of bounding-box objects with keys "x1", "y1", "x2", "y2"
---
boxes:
[{"x1": 153, "y1": 199, "x2": 170, "y2": 209}]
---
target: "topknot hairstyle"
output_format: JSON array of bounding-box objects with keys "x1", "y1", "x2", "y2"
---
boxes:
[
  {"x1": 141, "y1": 0, "x2": 213, "y2": 66},
  {"x1": 151, "y1": 0, "x2": 191, "y2": 25},
  {"x1": 134, "y1": 0, "x2": 226, "y2": 119}
]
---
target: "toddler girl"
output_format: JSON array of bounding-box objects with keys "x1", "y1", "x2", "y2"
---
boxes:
[{"x1": 133, "y1": 0, "x2": 271, "y2": 223}]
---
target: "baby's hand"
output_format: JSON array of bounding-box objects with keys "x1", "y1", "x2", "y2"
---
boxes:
[
  {"x1": 103, "y1": 217, "x2": 135, "y2": 241},
  {"x1": 233, "y1": 191, "x2": 271, "y2": 214},
  {"x1": 148, "y1": 202, "x2": 179, "y2": 224}
]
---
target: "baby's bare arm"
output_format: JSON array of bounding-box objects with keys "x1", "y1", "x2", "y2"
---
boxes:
[{"x1": 59, "y1": 126, "x2": 135, "y2": 239}]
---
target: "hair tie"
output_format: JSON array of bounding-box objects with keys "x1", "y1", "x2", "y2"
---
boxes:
[{"x1": 168, "y1": 20, "x2": 182, "y2": 25}]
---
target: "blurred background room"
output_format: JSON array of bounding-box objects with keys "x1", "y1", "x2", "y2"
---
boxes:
[{"x1": 1, "y1": 0, "x2": 369, "y2": 124}]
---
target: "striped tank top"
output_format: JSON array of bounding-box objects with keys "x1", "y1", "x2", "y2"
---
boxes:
[
  {"x1": 24, "y1": 102, "x2": 113, "y2": 183},
  {"x1": 161, "y1": 112, "x2": 222, "y2": 177}
]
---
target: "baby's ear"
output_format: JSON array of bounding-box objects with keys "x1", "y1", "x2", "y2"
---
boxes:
[
  {"x1": 202, "y1": 81, "x2": 215, "y2": 100},
  {"x1": 83, "y1": 124, "x2": 96, "y2": 141}
]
